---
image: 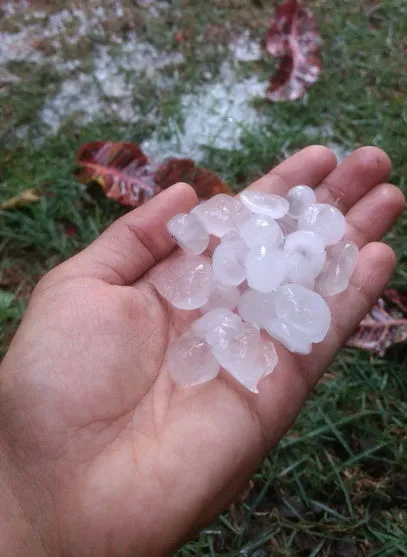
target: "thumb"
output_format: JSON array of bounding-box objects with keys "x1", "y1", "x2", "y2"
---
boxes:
[{"x1": 50, "y1": 183, "x2": 198, "y2": 285}]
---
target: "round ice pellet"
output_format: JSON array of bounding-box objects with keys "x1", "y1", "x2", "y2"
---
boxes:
[
  {"x1": 167, "y1": 212, "x2": 209, "y2": 255},
  {"x1": 212, "y1": 235, "x2": 248, "y2": 286},
  {"x1": 237, "y1": 288, "x2": 276, "y2": 328},
  {"x1": 239, "y1": 214, "x2": 283, "y2": 249},
  {"x1": 211, "y1": 321, "x2": 264, "y2": 393},
  {"x1": 287, "y1": 185, "x2": 316, "y2": 219},
  {"x1": 201, "y1": 282, "x2": 240, "y2": 313},
  {"x1": 263, "y1": 340, "x2": 278, "y2": 376},
  {"x1": 167, "y1": 331, "x2": 220, "y2": 387},
  {"x1": 283, "y1": 250, "x2": 315, "y2": 289},
  {"x1": 239, "y1": 191, "x2": 289, "y2": 219},
  {"x1": 315, "y1": 241, "x2": 359, "y2": 297},
  {"x1": 271, "y1": 284, "x2": 331, "y2": 343},
  {"x1": 284, "y1": 230, "x2": 326, "y2": 276},
  {"x1": 150, "y1": 254, "x2": 214, "y2": 310},
  {"x1": 245, "y1": 245, "x2": 286, "y2": 293},
  {"x1": 191, "y1": 308, "x2": 244, "y2": 346},
  {"x1": 265, "y1": 319, "x2": 312, "y2": 355},
  {"x1": 192, "y1": 194, "x2": 250, "y2": 237},
  {"x1": 298, "y1": 203, "x2": 346, "y2": 246}
]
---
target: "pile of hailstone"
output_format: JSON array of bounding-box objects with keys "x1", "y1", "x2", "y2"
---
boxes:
[{"x1": 151, "y1": 187, "x2": 359, "y2": 393}]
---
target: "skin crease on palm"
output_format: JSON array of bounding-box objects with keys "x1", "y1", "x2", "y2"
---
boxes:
[{"x1": 0, "y1": 146, "x2": 405, "y2": 557}]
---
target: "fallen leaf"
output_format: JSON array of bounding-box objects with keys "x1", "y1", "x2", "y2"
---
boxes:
[
  {"x1": 266, "y1": 0, "x2": 321, "y2": 102},
  {"x1": 75, "y1": 141, "x2": 160, "y2": 207},
  {"x1": 382, "y1": 288, "x2": 407, "y2": 314},
  {"x1": 75, "y1": 141, "x2": 231, "y2": 207},
  {"x1": 346, "y1": 289, "x2": 407, "y2": 356},
  {"x1": 155, "y1": 158, "x2": 231, "y2": 198},
  {"x1": 0, "y1": 189, "x2": 40, "y2": 210}
]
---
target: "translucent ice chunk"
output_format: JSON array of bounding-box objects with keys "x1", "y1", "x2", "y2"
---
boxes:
[
  {"x1": 212, "y1": 235, "x2": 249, "y2": 286},
  {"x1": 315, "y1": 241, "x2": 359, "y2": 297},
  {"x1": 211, "y1": 321, "x2": 264, "y2": 393},
  {"x1": 271, "y1": 284, "x2": 331, "y2": 343},
  {"x1": 245, "y1": 246, "x2": 286, "y2": 293},
  {"x1": 239, "y1": 214, "x2": 283, "y2": 249},
  {"x1": 191, "y1": 308, "x2": 244, "y2": 346},
  {"x1": 263, "y1": 340, "x2": 278, "y2": 376},
  {"x1": 150, "y1": 254, "x2": 214, "y2": 310},
  {"x1": 192, "y1": 194, "x2": 251, "y2": 237},
  {"x1": 298, "y1": 203, "x2": 346, "y2": 246},
  {"x1": 238, "y1": 288, "x2": 276, "y2": 328},
  {"x1": 265, "y1": 319, "x2": 312, "y2": 355},
  {"x1": 201, "y1": 282, "x2": 240, "y2": 313},
  {"x1": 167, "y1": 212, "x2": 209, "y2": 254},
  {"x1": 239, "y1": 191, "x2": 289, "y2": 219},
  {"x1": 284, "y1": 230, "x2": 326, "y2": 276},
  {"x1": 287, "y1": 185, "x2": 316, "y2": 219},
  {"x1": 283, "y1": 250, "x2": 315, "y2": 289},
  {"x1": 167, "y1": 331, "x2": 220, "y2": 387}
]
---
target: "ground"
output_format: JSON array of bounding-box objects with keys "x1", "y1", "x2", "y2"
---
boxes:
[{"x1": 0, "y1": 0, "x2": 406, "y2": 555}]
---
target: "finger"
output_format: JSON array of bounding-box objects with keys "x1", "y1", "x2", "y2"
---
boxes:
[
  {"x1": 255, "y1": 242, "x2": 396, "y2": 445},
  {"x1": 344, "y1": 183, "x2": 406, "y2": 247},
  {"x1": 58, "y1": 183, "x2": 198, "y2": 285},
  {"x1": 315, "y1": 146, "x2": 392, "y2": 214},
  {"x1": 305, "y1": 242, "x2": 396, "y2": 381},
  {"x1": 248, "y1": 145, "x2": 337, "y2": 195}
]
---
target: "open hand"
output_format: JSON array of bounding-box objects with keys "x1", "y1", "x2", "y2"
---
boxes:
[{"x1": 0, "y1": 146, "x2": 404, "y2": 557}]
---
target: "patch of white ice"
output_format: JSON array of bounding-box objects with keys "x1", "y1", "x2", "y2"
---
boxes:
[
  {"x1": 40, "y1": 37, "x2": 184, "y2": 133},
  {"x1": 142, "y1": 62, "x2": 268, "y2": 161},
  {"x1": 229, "y1": 31, "x2": 262, "y2": 62}
]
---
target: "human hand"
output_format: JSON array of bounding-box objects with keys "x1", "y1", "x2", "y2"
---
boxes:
[{"x1": 0, "y1": 146, "x2": 404, "y2": 557}]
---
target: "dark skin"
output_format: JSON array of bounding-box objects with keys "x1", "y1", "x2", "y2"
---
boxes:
[{"x1": 0, "y1": 146, "x2": 404, "y2": 557}]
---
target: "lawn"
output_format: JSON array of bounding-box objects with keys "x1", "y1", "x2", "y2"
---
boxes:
[{"x1": 0, "y1": 0, "x2": 406, "y2": 555}]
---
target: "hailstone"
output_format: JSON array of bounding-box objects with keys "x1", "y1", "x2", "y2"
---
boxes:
[
  {"x1": 287, "y1": 185, "x2": 317, "y2": 219},
  {"x1": 167, "y1": 212, "x2": 209, "y2": 254},
  {"x1": 167, "y1": 331, "x2": 220, "y2": 387},
  {"x1": 152, "y1": 182, "x2": 359, "y2": 394},
  {"x1": 298, "y1": 203, "x2": 346, "y2": 246},
  {"x1": 239, "y1": 191, "x2": 289, "y2": 219},
  {"x1": 315, "y1": 241, "x2": 359, "y2": 297},
  {"x1": 150, "y1": 254, "x2": 213, "y2": 310}
]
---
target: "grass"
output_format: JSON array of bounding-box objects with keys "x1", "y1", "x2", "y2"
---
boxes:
[{"x1": 0, "y1": 0, "x2": 406, "y2": 555}]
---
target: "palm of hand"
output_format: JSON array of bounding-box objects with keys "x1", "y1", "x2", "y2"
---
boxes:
[{"x1": 0, "y1": 147, "x2": 403, "y2": 557}]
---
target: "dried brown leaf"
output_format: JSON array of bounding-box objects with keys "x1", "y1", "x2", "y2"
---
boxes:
[
  {"x1": 346, "y1": 289, "x2": 407, "y2": 356},
  {"x1": 266, "y1": 0, "x2": 321, "y2": 102},
  {"x1": 0, "y1": 189, "x2": 40, "y2": 210},
  {"x1": 155, "y1": 158, "x2": 231, "y2": 198}
]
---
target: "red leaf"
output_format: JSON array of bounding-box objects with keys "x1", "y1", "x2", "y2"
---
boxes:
[
  {"x1": 75, "y1": 141, "x2": 160, "y2": 207},
  {"x1": 75, "y1": 141, "x2": 231, "y2": 207},
  {"x1": 346, "y1": 289, "x2": 407, "y2": 356},
  {"x1": 266, "y1": 0, "x2": 321, "y2": 102}
]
